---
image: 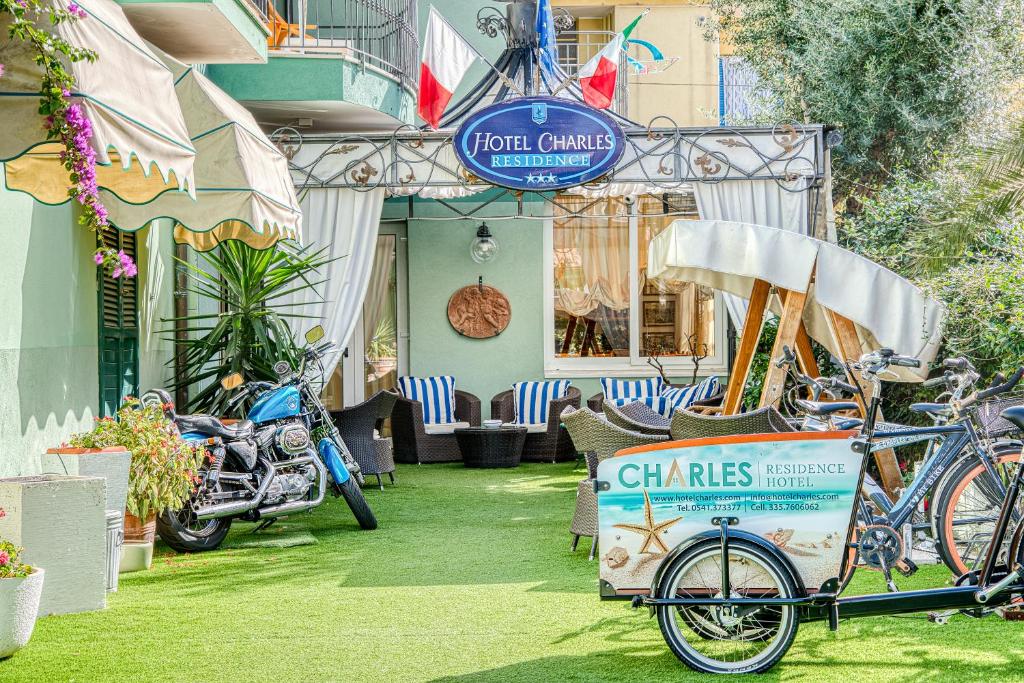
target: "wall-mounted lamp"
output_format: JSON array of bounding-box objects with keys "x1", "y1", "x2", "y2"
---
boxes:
[{"x1": 470, "y1": 223, "x2": 499, "y2": 264}]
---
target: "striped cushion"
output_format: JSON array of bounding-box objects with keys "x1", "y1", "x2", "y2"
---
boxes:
[
  {"x1": 600, "y1": 377, "x2": 665, "y2": 403},
  {"x1": 662, "y1": 376, "x2": 721, "y2": 416},
  {"x1": 397, "y1": 375, "x2": 457, "y2": 425},
  {"x1": 512, "y1": 380, "x2": 570, "y2": 425},
  {"x1": 607, "y1": 395, "x2": 671, "y2": 417}
]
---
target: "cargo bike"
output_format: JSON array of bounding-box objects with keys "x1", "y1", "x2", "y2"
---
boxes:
[{"x1": 596, "y1": 350, "x2": 1024, "y2": 674}]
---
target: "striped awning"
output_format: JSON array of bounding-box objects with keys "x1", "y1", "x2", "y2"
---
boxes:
[
  {"x1": 104, "y1": 49, "x2": 302, "y2": 251},
  {"x1": 0, "y1": 0, "x2": 195, "y2": 204}
]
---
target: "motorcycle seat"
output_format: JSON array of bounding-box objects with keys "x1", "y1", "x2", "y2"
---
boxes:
[
  {"x1": 794, "y1": 400, "x2": 859, "y2": 417},
  {"x1": 176, "y1": 414, "x2": 255, "y2": 441}
]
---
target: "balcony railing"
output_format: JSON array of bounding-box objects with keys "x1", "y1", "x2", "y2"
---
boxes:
[
  {"x1": 269, "y1": 0, "x2": 418, "y2": 91},
  {"x1": 557, "y1": 30, "x2": 629, "y2": 116}
]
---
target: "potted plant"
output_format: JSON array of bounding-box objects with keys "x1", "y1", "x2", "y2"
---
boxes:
[
  {"x1": 0, "y1": 509, "x2": 44, "y2": 659},
  {"x1": 68, "y1": 399, "x2": 204, "y2": 560}
]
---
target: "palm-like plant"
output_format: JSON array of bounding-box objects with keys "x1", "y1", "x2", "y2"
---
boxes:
[
  {"x1": 167, "y1": 240, "x2": 332, "y2": 414},
  {"x1": 924, "y1": 118, "x2": 1024, "y2": 273}
]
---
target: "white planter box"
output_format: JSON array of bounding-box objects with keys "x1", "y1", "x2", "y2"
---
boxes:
[
  {"x1": 0, "y1": 568, "x2": 44, "y2": 659},
  {"x1": 119, "y1": 541, "x2": 153, "y2": 573},
  {"x1": 0, "y1": 476, "x2": 106, "y2": 615},
  {"x1": 39, "y1": 448, "x2": 131, "y2": 517}
]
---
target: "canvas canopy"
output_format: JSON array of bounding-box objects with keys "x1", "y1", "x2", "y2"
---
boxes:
[
  {"x1": 103, "y1": 49, "x2": 302, "y2": 251},
  {"x1": 0, "y1": 0, "x2": 195, "y2": 203},
  {"x1": 647, "y1": 220, "x2": 945, "y2": 381}
]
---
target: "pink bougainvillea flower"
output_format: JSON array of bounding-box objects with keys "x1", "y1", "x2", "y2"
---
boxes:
[
  {"x1": 0, "y1": 507, "x2": 6, "y2": 519},
  {"x1": 0, "y1": 551, "x2": 9, "y2": 566},
  {"x1": 0, "y1": 64, "x2": 5, "y2": 79},
  {"x1": 93, "y1": 250, "x2": 105, "y2": 265}
]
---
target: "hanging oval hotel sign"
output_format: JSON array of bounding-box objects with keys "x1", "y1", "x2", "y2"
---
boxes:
[{"x1": 454, "y1": 96, "x2": 625, "y2": 192}]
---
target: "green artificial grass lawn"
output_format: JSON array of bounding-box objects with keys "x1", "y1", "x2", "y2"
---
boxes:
[{"x1": 4, "y1": 462, "x2": 1024, "y2": 682}]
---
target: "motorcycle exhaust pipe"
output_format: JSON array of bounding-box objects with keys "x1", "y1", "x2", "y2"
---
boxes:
[
  {"x1": 195, "y1": 457, "x2": 276, "y2": 520},
  {"x1": 257, "y1": 454, "x2": 327, "y2": 519}
]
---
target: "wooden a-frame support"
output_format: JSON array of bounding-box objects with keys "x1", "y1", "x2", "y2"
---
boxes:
[{"x1": 718, "y1": 277, "x2": 903, "y2": 500}]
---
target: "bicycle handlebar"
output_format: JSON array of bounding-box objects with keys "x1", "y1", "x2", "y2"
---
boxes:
[
  {"x1": 943, "y1": 357, "x2": 974, "y2": 372},
  {"x1": 977, "y1": 366, "x2": 1024, "y2": 400},
  {"x1": 922, "y1": 372, "x2": 951, "y2": 389}
]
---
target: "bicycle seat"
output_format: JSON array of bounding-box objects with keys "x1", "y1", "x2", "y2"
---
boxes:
[
  {"x1": 1001, "y1": 406, "x2": 1024, "y2": 432},
  {"x1": 176, "y1": 414, "x2": 255, "y2": 441},
  {"x1": 909, "y1": 402, "x2": 953, "y2": 417},
  {"x1": 794, "y1": 400, "x2": 859, "y2": 417}
]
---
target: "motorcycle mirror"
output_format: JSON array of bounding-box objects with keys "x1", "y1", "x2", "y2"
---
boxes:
[
  {"x1": 220, "y1": 372, "x2": 244, "y2": 391},
  {"x1": 273, "y1": 360, "x2": 291, "y2": 377},
  {"x1": 305, "y1": 325, "x2": 325, "y2": 345}
]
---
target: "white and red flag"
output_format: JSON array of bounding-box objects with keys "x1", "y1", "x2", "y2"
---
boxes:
[
  {"x1": 578, "y1": 12, "x2": 645, "y2": 110},
  {"x1": 418, "y1": 7, "x2": 477, "y2": 129}
]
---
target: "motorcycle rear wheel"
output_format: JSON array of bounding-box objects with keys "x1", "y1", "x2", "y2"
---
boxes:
[
  {"x1": 340, "y1": 477, "x2": 377, "y2": 530},
  {"x1": 157, "y1": 509, "x2": 232, "y2": 553}
]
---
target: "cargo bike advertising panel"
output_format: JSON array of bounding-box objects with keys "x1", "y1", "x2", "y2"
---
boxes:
[{"x1": 597, "y1": 432, "x2": 862, "y2": 595}]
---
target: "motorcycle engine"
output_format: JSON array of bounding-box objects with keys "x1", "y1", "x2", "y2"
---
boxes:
[{"x1": 264, "y1": 464, "x2": 316, "y2": 504}]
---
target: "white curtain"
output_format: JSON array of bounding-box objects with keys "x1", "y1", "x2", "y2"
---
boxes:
[
  {"x1": 290, "y1": 187, "x2": 386, "y2": 377},
  {"x1": 693, "y1": 179, "x2": 810, "y2": 329}
]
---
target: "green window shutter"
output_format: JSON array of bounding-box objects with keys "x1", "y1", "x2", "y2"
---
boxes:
[{"x1": 97, "y1": 227, "x2": 140, "y2": 417}]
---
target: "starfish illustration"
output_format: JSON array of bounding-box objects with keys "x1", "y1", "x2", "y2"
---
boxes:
[{"x1": 613, "y1": 489, "x2": 683, "y2": 554}]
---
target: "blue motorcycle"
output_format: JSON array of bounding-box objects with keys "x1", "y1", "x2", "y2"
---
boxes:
[{"x1": 145, "y1": 325, "x2": 376, "y2": 553}]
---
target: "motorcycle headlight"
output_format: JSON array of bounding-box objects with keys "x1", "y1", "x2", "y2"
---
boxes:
[{"x1": 275, "y1": 424, "x2": 310, "y2": 455}]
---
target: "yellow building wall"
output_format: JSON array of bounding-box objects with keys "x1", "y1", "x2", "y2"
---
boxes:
[{"x1": 555, "y1": 1, "x2": 721, "y2": 126}]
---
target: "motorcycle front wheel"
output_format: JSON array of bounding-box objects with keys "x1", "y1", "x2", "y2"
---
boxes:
[
  {"x1": 157, "y1": 509, "x2": 232, "y2": 553},
  {"x1": 339, "y1": 478, "x2": 377, "y2": 530}
]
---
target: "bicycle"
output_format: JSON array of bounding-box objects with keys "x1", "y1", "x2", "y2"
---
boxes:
[{"x1": 777, "y1": 348, "x2": 1023, "y2": 588}]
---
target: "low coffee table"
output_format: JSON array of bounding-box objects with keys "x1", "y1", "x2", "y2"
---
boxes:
[{"x1": 454, "y1": 426, "x2": 527, "y2": 468}]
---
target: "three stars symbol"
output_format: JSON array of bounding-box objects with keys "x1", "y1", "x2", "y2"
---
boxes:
[
  {"x1": 613, "y1": 489, "x2": 683, "y2": 554},
  {"x1": 524, "y1": 172, "x2": 557, "y2": 184}
]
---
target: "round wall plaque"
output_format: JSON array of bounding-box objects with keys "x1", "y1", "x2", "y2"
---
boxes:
[{"x1": 447, "y1": 284, "x2": 511, "y2": 339}]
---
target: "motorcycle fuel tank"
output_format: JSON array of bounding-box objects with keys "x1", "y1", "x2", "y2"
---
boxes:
[{"x1": 247, "y1": 386, "x2": 302, "y2": 423}]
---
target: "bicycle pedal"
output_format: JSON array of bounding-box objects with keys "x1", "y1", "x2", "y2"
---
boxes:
[{"x1": 896, "y1": 559, "x2": 918, "y2": 577}]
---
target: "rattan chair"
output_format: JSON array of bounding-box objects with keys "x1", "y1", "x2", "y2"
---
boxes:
[
  {"x1": 669, "y1": 405, "x2": 795, "y2": 440},
  {"x1": 561, "y1": 406, "x2": 670, "y2": 560},
  {"x1": 390, "y1": 388, "x2": 481, "y2": 464},
  {"x1": 329, "y1": 391, "x2": 398, "y2": 490},
  {"x1": 490, "y1": 386, "x2": 581, "y2": 462},
  {"x1": 603, "y1": 400, "x2": 671, "y2": 435}
]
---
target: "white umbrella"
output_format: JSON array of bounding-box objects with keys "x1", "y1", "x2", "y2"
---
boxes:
[
  {"x1": 103, "y1": 49, "x2": 302, "y2": 250},
  {"x1": 0, "y1": 0, "x2": 195, "y2": 203},
  {"x1": 647, "y1": 219, "x2": 945, "y2": 381}
]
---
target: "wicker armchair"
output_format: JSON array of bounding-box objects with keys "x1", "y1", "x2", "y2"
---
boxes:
[
  {"x1": 561, "y1": 406, "x2": 670, "y2": 560},
  {"x1": 390, "y1": 388, "x2": 481, "y2": 464},
  {"x1": 329, "y1": 391, "x2": 397, "y2": 490},
  {"x1": 490, "y1": 386, "x2": 581, "y2": 463},
  {"x1": 603, "y1": 400, "x2": 671, "y2": 435},
  {"x1": 669, "y1": 405, "x2": 795, "y2": 441}
]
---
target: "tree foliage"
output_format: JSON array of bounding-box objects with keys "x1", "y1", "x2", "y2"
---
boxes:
[{"x1": 707, "y1": 0, "x2": 1024, "y2": 195}]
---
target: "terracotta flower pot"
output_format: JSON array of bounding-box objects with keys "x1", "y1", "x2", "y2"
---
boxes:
[
  {"x1": 0, "y1": 568, "x2": 44, "y2": 659},
  {"x1": 123, "y1": 512, "x2": 156, "y2": 544}
]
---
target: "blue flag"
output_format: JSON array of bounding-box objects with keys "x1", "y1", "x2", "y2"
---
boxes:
[{"x1": 535, "y1": 0, "x2": 558, "y2": 79}]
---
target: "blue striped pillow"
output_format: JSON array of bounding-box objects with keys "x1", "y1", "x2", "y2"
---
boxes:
[
  {"x1": 607, "y1": 395, "x2": 671, "y2": 417},
  {"x1": 512, "y1": 380, "x2": 570, "y2": 425},
  {"x1": 397, "y1": 375, "x2": 457, "y2": 425},
  {"x1": 600, "y1": 377, "x2": 665, "y2": 402},
  {"x1": 662, "y1": 376, "x2": 721, "y2": 416}
]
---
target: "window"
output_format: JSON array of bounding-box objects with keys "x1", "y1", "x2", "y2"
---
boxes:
[{"x1": 545, "y1": 193, "x2": 726, "y2": 378}]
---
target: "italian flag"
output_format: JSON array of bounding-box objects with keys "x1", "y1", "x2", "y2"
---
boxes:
[
  {"x1": 579, "y1": 12, "x2": 645, "y2": 110},
  {"x1": 418, "y1": 7, "x2": 477, "y2": 129}
]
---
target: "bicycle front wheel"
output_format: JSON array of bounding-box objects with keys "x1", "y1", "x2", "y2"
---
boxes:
[
  {"x1": 656, "y1": 539, "x2": 799, "y2": 674},
  {"x1": 934, "y1": 444, "x2": 1022, "y2": 576}
]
